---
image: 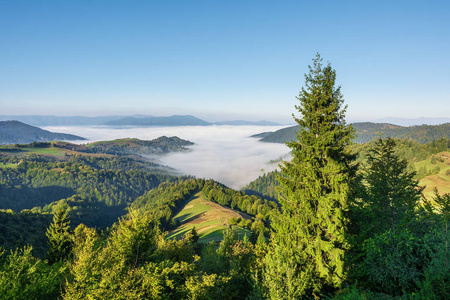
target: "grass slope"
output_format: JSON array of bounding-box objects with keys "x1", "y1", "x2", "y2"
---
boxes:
[
  {"x1": 167, "y1": 191, "x2": 252, "y2": 243},
  {"x1": 416, "y1": 151, "x2": 450, "y2": 199}
]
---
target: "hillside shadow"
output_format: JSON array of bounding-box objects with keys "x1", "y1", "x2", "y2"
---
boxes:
[
  {"x1": 0, "y1": 186, "x2": 76, "y2": 212},
  {"x1": 200, "y1": 228, "x2": 225, "y2": 243},
  {"x1": 177, "y1": 212, "x2": 205, "y2": 224},
  {"x1": 68, "y1": 201, "x2": 128, "y2": 229},
  {"x1": 168, "y1": 227, "x2": 192, "y2": 240}
]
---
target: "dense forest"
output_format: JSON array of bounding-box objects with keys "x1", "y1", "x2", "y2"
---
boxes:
[
  {"x1": 246, "y1": 137, "x2": 450, "y2": 202},
  {"x1": 1, "y1": 55, "x2": 450, "y2": 299}
]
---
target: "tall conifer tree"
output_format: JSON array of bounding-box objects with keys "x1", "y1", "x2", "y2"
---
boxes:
[
  {"x1": 46, "y1": 207, "x2": 73, "y2": 263},
  {"x1": 363, "y1": 137, "x2": 424, "y2": 236},
  {"x1": 265, "y1": 54, "x2": 356, "y2": 298}
]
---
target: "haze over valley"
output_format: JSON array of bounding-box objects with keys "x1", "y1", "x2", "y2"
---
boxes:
[{"x1": 40, "y1": 124, "x2": 290, "y2": 189}]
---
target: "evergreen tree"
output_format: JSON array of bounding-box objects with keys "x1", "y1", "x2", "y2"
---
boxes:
[
  {"x1": 266, "y1": 54, "x2": 356, "y2": 298},
  {"x1": 363, "y1": 137, "x2": 423, "y2": 236},
  {"x1": 46, "y1": 207, "x2": 73, "y2": 263}
]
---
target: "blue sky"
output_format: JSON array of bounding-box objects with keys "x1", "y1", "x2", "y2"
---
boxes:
[{"x1": 1, "y1": 0, "x2": 449, "y2": 123}]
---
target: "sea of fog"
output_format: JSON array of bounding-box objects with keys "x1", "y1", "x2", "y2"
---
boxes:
[{"x1": 42, "y1": 125, "x2": 291, "y2": 189}]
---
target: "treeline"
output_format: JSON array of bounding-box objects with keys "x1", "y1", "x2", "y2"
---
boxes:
[
  {"x1": 202, "y1": 180, "x2": 278, "y2": 235},
  {"x1": 350, "y1": 137, "x2": 450, "y2": 166},
  {"x1": 131, "y1": 178, "x2": 203, "y2": 230},
  {"x1": 68, "y1": 155, "x2": 174, "y2": 175},
  {"x1": 243, "y1": 171, "x2": 280, "y2": 202}
]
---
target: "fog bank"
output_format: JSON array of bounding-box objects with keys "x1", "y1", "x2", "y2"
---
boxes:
[{"x1": 42, "y1": 125, "x2": 291, "y2": 189}]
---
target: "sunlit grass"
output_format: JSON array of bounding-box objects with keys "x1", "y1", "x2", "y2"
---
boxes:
[
  {"x1": 22, "y1": 147, "x2": 65, "y2": 156},
  {"x1": 167, "y1": 191, "x2": 252, "y2": 243}
]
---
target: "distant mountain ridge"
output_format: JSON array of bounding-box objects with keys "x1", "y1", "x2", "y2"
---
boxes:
[
  {"x1": 0, "y1": 115, "x2": 129, "y2": 126},
  {"x1": 0, "y1": 114, "x2": 282, "y2": 127},
  {"x1": 0, "y1": 121, "x2": 86, "y2": 145},
  {"x1": 104, "y1": 115, "x2": 211, "y2": 126},
  {"x1": 214, "y1": 120, "x2": 281, "y2": 126},
  {"x1": 257, "y1": 122, "x2": 450, "y2": 144},
  {"x1": 373, "y1": 117, "x2": 450, "y2": 126},
  {"x1": 105, "y1": 115, "x2": 282, "y2": 126}
]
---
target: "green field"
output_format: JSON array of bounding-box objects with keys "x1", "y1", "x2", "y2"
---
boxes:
[
  {"x1": 167, "y1": 192, "x2": 252, "y2": 243},
  {"x1": 22, "y1": 147, "x2": 66, "y2": 156},
  {"x1": 0, "y1": 163, "x2": 18, "y2": 168}
]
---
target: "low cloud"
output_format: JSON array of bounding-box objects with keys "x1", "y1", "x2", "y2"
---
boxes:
[{"x1": 43, "y1": 125, "x2": 291, "y2": 189}]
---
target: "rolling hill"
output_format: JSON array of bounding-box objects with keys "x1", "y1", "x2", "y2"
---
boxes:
[
  {"x1": 257, "y1": 122, "x2": 450, "y2": 144},
  {"x1": 85, "y1": 136, "x2": 194, "y2": 155},
  {"x1": 0, "y1": 120, "x2": 86, "y2": 145}
]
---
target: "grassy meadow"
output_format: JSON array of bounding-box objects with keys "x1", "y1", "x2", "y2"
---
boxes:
[
  {"x1": 167, "y1": 191, "x2": 252, "y2": 243},
  {"x1": 416, "y1": 151, "x2": 450, "y2": 199}
]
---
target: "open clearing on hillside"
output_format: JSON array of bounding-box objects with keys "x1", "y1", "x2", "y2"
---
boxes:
[
  {"x1": 0, "y1": 163, "x2": 17, "y2": 168},
  {"x1": 417, "y1": 151, "x2": 450, "y2": 199},
  {"x1": 22, "y1": 147, "x2": 66, "y2": 156},
  {"x1": 167, "y1": 191, "x2": 252, "y2": 243}
]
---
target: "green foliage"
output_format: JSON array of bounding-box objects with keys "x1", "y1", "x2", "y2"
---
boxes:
[
  {"x1": 243, "y1": 170, "x2": 280, "y2": 202},
  {"x1": 362, "y1": 138, "x2": 424, "y2": 237},
  {"x1": 85, "y1": 136, "x2": 194, "y2": 156},
  {"x1": 64, "y1": 210, "x2": 164, "y2": 299},
  {"x1": 419, "y1": 190, "x2": 450, "y2": 299},
  {"x1": 132, "y1": 178, "x2": 202, "y2": 230},
  {"x1": 0, "y1": 210, "x2": 52, "y2": 257},
  {"x1": 361, "y1": 230, "x2": 433, "y2": 295},
  {"x1": 329, "y1": 284, "x2": 390, "y2": 300},
  {"x1": 0, "y1": 246, "x2": 67, "y2": 300},
  {"x1": 108, "y1": 209, "x2": 159, "y2": 266},
  {"x1": 202, "y1": 180, "x2": 278, "y2": 225},
  {"x1": 0, "y1": 157, "x2": 162, "y2": 226},
  {"x1": 420, "y1": 245, "x2": 450, "y2": 299},
  {"x1": 46, "y1": 207, "x2": 73, "y2": 263},
  {"x1": 267, "y1": 54, "x2": 356, "y2": 298}
]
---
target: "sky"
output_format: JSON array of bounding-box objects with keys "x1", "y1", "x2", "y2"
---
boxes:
[{"x1": 1, "y1": 0, "x2": 449, "y2": 123}]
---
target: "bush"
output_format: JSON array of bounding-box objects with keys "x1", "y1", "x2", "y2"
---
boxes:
[
  {"x1": 420, "y1": 248, "x2": 450, "y2": 299},
  {"x1": 0, "y1": 246, "x2": 66, "y2": 299},
  {"x1": 228, "y1": 217, "x2": 236, "y2": 225}
]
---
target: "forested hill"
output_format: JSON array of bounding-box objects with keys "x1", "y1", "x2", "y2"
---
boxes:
[
  {"x1": 84, "y1": 136, "x2": 194, "y2": 155},
  {"x1": 0, "y1": 120, "x2": 85, "y2": 145},
  {"x1": 257, "y1": 122, "x2": 450, "y2": 144}
]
